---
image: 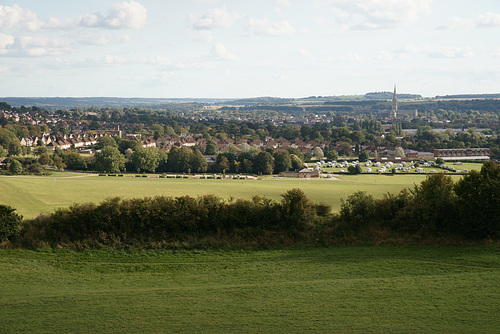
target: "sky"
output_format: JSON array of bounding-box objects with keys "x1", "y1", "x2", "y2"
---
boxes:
[{"x1": 1, "y1": 0, "x2": 499, "y2": 98}]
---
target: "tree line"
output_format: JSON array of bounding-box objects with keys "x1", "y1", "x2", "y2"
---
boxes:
[{"x1": 1, "y1": 162, "x2": 498, "y2": 248}]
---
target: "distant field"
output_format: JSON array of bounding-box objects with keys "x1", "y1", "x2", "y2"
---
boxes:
[
  {"x1": 1, "y1": 246, "x2": 498, "y2": 333},
  {"x1": 0, "y1": 172, "x2": 470, "y2": 219}
]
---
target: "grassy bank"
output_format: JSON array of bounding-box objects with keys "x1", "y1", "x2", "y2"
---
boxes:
[{"x1": 1, "y1": 246, "x2": 498, "y2": 333}]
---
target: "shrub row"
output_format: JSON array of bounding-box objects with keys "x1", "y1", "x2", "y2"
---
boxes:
[
  {"x1": 20, "y1": 189, "x2": 327, "y2": 248},
  {"x1": 338, "y1": 161, "x2": 499, "y2": 240},
  {"x1": 4, "y1": 162, "x2": 498, "y2": 249}
]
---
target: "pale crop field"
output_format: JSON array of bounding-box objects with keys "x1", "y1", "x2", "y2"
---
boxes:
[{"x1": 0, "y1": 172, "x2": 468, "y2": 219}]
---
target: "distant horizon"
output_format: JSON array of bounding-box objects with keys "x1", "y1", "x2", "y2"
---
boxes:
[{"x1": 2, "y1": 91, "x2": 500, "y2": 101}]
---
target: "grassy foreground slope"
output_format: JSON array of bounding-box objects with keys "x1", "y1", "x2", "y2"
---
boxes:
[
  {"x1": 1, "y1": 246, "x2": 499, "y2": 333},
  {"x1": 0, "y1": 173, "x2": 467, "y2": 219}
]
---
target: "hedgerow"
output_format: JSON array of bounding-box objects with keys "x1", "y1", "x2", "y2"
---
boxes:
[{"x1": 7, "y1": 162, "x2": 500, "y2": 249}]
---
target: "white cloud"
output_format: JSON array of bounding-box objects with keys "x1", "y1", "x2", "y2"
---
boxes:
[
  {"x1": 376, "y1": 51, "x2": 410, "y2": 61},
  {"x1": 276, "y1": 0, "x2": 291, "y2": 6},
  {"x1": 24, "y1": 17, "x2": 76, "y2": 31},
  {"x1": 313, "y1": 16, "x2": 330, "y2": 26},
  {"x1": 0, "y1": 33, "x2": 15, "y2": 50},
  {"x1": 0, "y1": 35, "x2": 72, "y2": 57},
  {"x1": 275, "y1": 0, "x2": 291, "y2": 14},
  {"x1": 477, "y1": 12, "x2": 500, "y2": 28},
  {"x1": 339, "y1": 53, "x2": 361, "y2": 62},
  {"x1": 175, "y1": 61, "x2": 216, "y2": 70},
  {"x1": 323, "y1": 0, "x2": 432, "y2": 30},
  {"x1": 429, "y1": 47, "x2": 474, "y2": 59},
  {"x1": 436, "y1": 17, "x2": 473, "y2": 30},
  {"x1": 192, "y1": 31, "x2": 214, "y2": 43},
  {"x1": 209, "y1": 42, "x2": 238, "y2": 61},
  {"x1": 85, "y1": 55, "x2": 128, "y2": 66},
  {"x1": 403, "y1": 44, "x2": 474, "y2": 59},
  {"x1": 0, "y1": 4, "x2": 37, "y2": 30},
  {"x1": 298, "y1": 48, "x2": 312, "y2": 56},
  {"x1": 78, "y1": 33, "x2": 137, "y2": 46},
  {"x1": 160, "y1": 71, "x2": 177, "y2": 82},
  {"x1": 78, "y1": 1, "x2": 147, "y2": 29},
  {"x1": 18, "y1": 36, "x2": 72, "y2": 57},
  {"x1": 245, "y1": 19, "x2": 296, "y2": 36},
  {"x1": 191, "y1": 0, "x2": 218, "y2": 3},
  {"x1": 188, "y1": 6, "x2": 241, "y2": 30},
  {"x1": 377, "y1": 51, "x2": 394, "y2": 61}
]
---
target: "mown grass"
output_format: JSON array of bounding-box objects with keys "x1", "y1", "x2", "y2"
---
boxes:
[
  {"x1": 0, "y1": 173, "x2": 467, "y2": 219},
  {"x1": 1, "y1": 246, "x2": 499, "y2": 333}
]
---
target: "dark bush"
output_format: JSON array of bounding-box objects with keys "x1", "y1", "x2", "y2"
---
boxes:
[
  {"x1": 455, "y1": 161, "x2": 500, "y2": 239},
  {"x1": 0, "y1": 205, "x2": 23, "y2": 242}
]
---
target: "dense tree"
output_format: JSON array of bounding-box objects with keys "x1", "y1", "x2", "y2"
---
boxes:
[
  {"x1": 406, "y1": 174, "x2": 457, "y2": 235},
  {"x1": 34, "y1": 146, "x2": 49, "y2": 156},
  {"x1": 279, "y1": 188, "x2": 316, "y2": 231},
  {"x1": 166, "y1": 146, "x2": 193, "y2": 173},
  {"x1": 63, "y1": 151, "x2": 87, "y2": 170},
  {"x1": 27, "y1": 162, "x2": 46, "y2": 174},
  {"x1": 217, "y1": 156, "x2": 230, "y2": 173},
  {"x1": 0, "y1": 102, "x2": 12, "y2": 110},
  {"x1": 290, "y1": 154, "x2": 303, "y2": 170},
  {"x1": 52, "y1": 156, "x2": 67, "y2": 171},
  {"x1": 326, "y1": 150, "x2": 339, "y2": 161},
  {"x1": 358, "y1": 151, "x2": 369, "y2": 162},
  {"x1": 287, "y1": 147, "x2": 304, "y2": 161},
  {"x1": 205, "y1": 140, "x2": 218, "y2": 155},
  {"x1": 0, "y1": 129, "x2": 22, "y2": 155},
  {"x1": 96, "y1": 136, "x2": 118, "y2": 149},
  {"x1": 190, "y1": 148, "x2": 208, "y2": 173},
  {"x1": 117, "y1": 139, "x2": 141, "y2": 154},
  {"x1": 132, "y1": 147, "x2": 160, "y2": 173},
  {"x1": 38, "y1": 153, "x2": 52, "y2": 166},
  {"x1": 273, "y1": 150, "x2": 292, "y2": 173},
  {"x1": 394, "y1": 147, "x2": 405, "y2": 158},
  {"x1": 350, "y1": 131, "x2": 365, "y2": 143},
  {"x1": 312, "y1": 147, "x2": 324, "y2": 159},
  {"x1": 95, "y1": 146, "x2": 125, "y2": 173},
  {"x1": 455, "y1": 161, "x2": 500, "y2": 239},
  {"x1": 0, "y1": 205, "x2": 22, "y2": 242},
  {"x1": 9, "y1": 159, "x2": 23, "y2": 175},
  {"x1": 253, "y1": 151, "x2": 274, "y2": 175},
  {"x1": 348, "y1": 164, "x2": 362, "y2": 175}
]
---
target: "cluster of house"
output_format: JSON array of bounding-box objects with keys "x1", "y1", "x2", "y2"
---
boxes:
[
  {"x1": 0, "y1": 109, "x2": 68, "y2": 127},
  {"x1": 156, "y1": 135, "x2": 333, "y2": 155},
  {"x1": 21, "y1": 133, "x2": 103, "y2": 151},
  {"x1": 18, "y1": 130, "x2": 491, "y2": 164}
]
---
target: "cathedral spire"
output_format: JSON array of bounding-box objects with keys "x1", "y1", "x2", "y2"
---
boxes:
[{"x1": 391, "y1": 85, "x2": 398, "y2": 118}]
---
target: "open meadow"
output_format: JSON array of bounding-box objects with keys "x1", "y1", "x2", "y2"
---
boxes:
[
  {"x1": 0, "y1": 172, "x2": 471, "y2": 219},
  {"x1": 1, "y1": 246, "x2": 499, "y2": 333}
]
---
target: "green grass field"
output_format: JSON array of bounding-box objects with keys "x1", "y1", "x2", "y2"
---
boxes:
[
  {"x1": 0, "y1": 173, "x2": 469, "y2": 219},
  {"x1": 1, "y1": 246, "x2": 498, "y2": 333}
]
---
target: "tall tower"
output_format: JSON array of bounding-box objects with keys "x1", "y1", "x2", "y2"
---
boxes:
[{"x1": 391, "y1": 85, "x2": 398, "y2": 119}]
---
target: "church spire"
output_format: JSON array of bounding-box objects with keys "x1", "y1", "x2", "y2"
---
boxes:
[{"x1": 391, "y1": 84, "x2": 398, "y2": 118}]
